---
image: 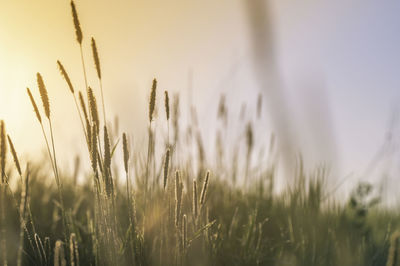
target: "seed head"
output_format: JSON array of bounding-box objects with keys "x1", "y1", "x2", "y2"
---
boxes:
[
  {"x1": 200, "y1": 171, "x2": 210, "y2": 206},
  {"x1": 27, "y1": 88, "x2": 42, "y2": 123},
  {"x1": 71, "y1": 1, "x2": 83, "y2": 44},
  {"x1": 57, "y1": 60, "x2": 74, "y2": 94},
  {"x1": 88, "y1": 87, "x2": 99, "y2": 134},
  {"x1": 149, "y1": 78, "x2": 157, "y2": 122},
  {"x1": 7, "y1": 135, "x2": 21, "y2": 176},
  {"x1": 37, "y1": 73, "x2": 50, "y2": 119},
  {"x1": 163, "y1": 149, "x2": 170, "y2": 190},
  {"x1": 90, "y1": 124, "x2": 98, "y2": 173},
  {"x1": 0, "y1": 121, "x2": 6, "y2": 183},
  {"x1": 103, "y1": 126, "x2": 111, "y2": 170},
  {"x1": 193, "y1": 179, "x2": 198, "y2": 218},
  {"x1": 91, "y1": 37, "x2": 101, "y2": 79},
  {"x1": 122, "y1": 133, "x2": 129, "y2": 174},
  {"x1": 79, "y1": 91, "x2": 88, "y2": 122},
  {"x1": 164, "y1": 90, "x2": 170, "y2": 121}
]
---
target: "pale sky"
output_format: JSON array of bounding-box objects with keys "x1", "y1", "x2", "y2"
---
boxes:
[{"x1": 0, "y1": 0, "x2": 399, "y2": 192}]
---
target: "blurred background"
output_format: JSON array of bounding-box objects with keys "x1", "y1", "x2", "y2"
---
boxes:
[{"x1": 0, "y1": 0, "x2": 399, "y2": 202}]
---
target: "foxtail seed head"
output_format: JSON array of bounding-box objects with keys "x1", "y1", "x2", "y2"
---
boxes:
[
  {"x1": 122, "y1": 133, "x2": 129, "y2": 174},
  {"x1": 70, "y1": 1, "x2": 83, "y2": 44},
  {"x1": 163, "y1": 149, "x2": 170, "y2": 190},
  {"x1": 57, "y1": 60, "x2": 74, "y2": 94},
  {"x1": 149, "y1": 79, "x2": 157, "y2": 122},
  {"x1": 0, "y1": 121, "x2": 6, "y2": 183},
  {"x1": 7, "y1": 135, "x2": 21, "y2": 176},
  {"x1": 200, "y1": 171, "x2": 210, "y2": 206},
  {"x1": 27, "y1": 88, "x2": 42, "y2": 123},
  {"x1": 164, "y1": 90, "x2": 170, "y2": 121},
  {"x1": 79, "y1": 91, "x2": 89, "y2": 122},
  {"x1": 91, "y1": 38, "x2": 101, "y2": 79},
  {"x1": 37, "y1": 73, "x2": 50, "y2": 119},
  {"x1": 88, "y1": 87, "x2": 99, "y2": 134},
  {"x1": 90, "y1": 124, "x2": 98, "y2": 173},
  {"x1": 193, "y1": 179, "x2": 198, "y2": 218},
  {"x1": 103, "y1": 126, "x2": 111, "y2": 170}
]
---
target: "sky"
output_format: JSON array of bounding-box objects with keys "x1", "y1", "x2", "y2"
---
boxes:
[{"x1": 0, "y1": 0, "x2": 399, "y2": 193}]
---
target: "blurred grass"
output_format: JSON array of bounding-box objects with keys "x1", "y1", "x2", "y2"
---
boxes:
[{"x1": 2, "y1": 155, "x2": 399, "y2": 266}]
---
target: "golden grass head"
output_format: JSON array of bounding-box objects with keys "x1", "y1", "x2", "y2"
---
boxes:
[
  {"x1": 200, "y1": 171, "x2": 210, "y2": 206},
  {"x1": 54, "y1": 240, "x2": 66, "y2": 266},
  {"x1": 246, "y1": 122, "x2": 253, "y2": 154},
  {"x1": 163, "y1": 148, "x2": 170, "y2": 190},
  {"x1": 79, "y1": 91, "x2": 88, "y2": 122},
  {"x1": 7, "y1": 135, "x2": 21, "y2": 176},
  {"x1": 164, "y1": 90, "x2": 170, "y2": 121},
  {"x1": 193, "y1": 179, "x2": 198, "y2": 218},
  {"x1": 71, "y1": 1, "x2": 83, "y2": 45},
  {"x1": 90, "y1": 124, "x2": 98, "y2": 173},
  {"x1": 175, "y1": 170, "x2": 182, "y2": 227},
  {"x1": 91, "y1": 37, "x2": 101, "y2": 79},
  {"x1": 69, "y1": 233, "x2": 79, "y2": 266},
  {"x1": 57, "y1": 60, "x2": 74, "y2": 94},
  {"x1": 88, "y1": 87, "x2": 100, "y2": 134},
  {"x1": 149, "y1": 78, "x2": 157, "y2": 123},
  {"x1": 103, "y1": 126, "x2": 111, "y2": 170},
  {"x1": 0, "y1": 121, "x2": 6, "y2": 183},
  {"x1": 37, "y1": 73, "x2": 50, "y2": 119},
  {"x1": 27, "y1": 88, "x2": 42, "y2": 124},
  {"x1": 122, "y1": 133, "x2": 129, "y2": 174}
]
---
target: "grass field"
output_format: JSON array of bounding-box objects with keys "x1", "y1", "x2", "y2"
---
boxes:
[{"x1": 0, "y1": 1, "x2": 399, "y2": 266}]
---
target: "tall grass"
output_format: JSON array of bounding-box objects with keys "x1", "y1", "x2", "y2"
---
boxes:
[{"x1": 0, "y1": 2, "x2": 398, "y2": 266}]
